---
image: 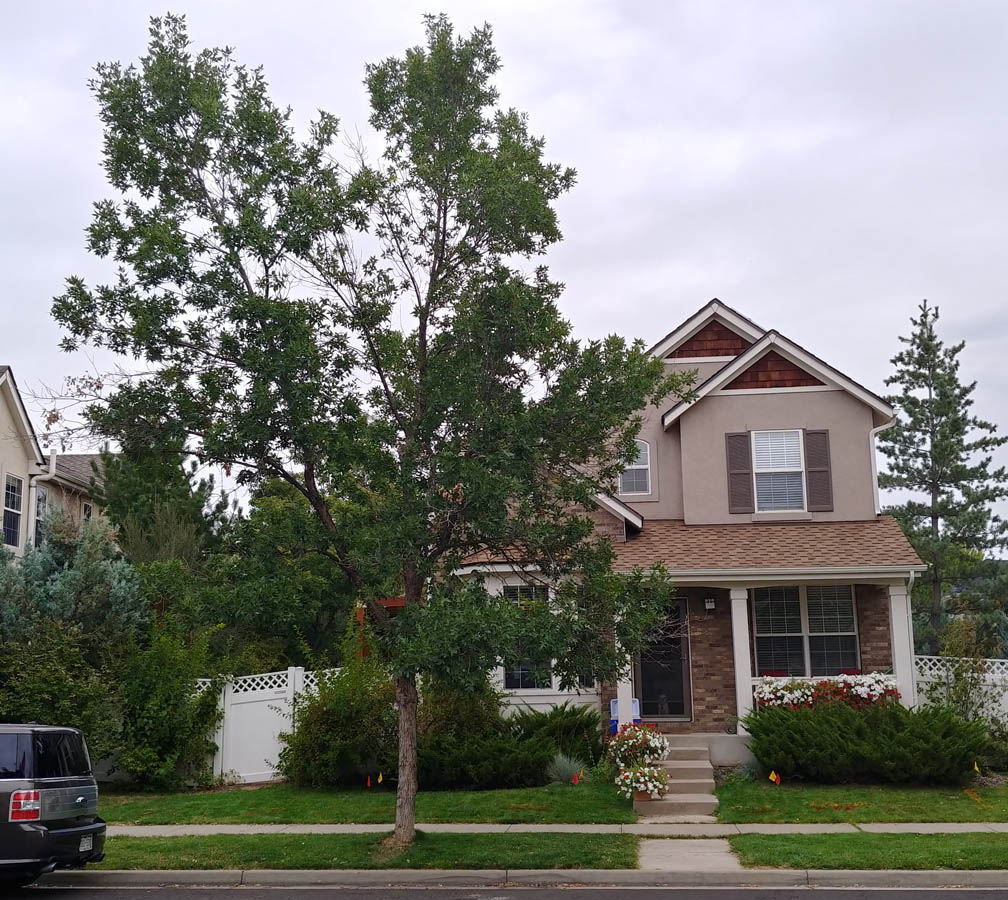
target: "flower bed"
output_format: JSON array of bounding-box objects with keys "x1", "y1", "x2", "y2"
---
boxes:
[{"x1": 753, "y1": 673, "x2": 899, "y2": 709}]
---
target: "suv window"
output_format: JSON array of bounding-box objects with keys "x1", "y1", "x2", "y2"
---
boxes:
[
  {"x1": 33, "y1": 732, "x2": 91, "y2": 778},
  {"x1": 0, "y1": 734, "x2": 29, "y2": 778}
]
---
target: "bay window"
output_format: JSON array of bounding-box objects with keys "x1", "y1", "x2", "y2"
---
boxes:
[{"x1": 753, "y1": 584, "x2": 859, "y2": 677}]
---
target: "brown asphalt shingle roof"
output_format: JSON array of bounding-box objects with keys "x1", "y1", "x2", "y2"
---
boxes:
[
  {"x1": 47, "y1": 454, "x2": 104, "y2": 488},
  {"x1": 612, "y1": 515, "x2": 922, "y2": 571}
]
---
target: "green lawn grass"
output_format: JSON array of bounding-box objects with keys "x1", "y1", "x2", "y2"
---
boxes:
[
  {"x1": 716, "y1": 779, "x2": 1008, "y2": 823},
  {"x1": 731, "y1": 833, "x2": 1008, "y2": 870},
  {"x1": 96, "y1": 832, "x2": 638, "y2": 870},
  {"x1": 100, "y1": 779, "x2": 632, "y2": 825}
]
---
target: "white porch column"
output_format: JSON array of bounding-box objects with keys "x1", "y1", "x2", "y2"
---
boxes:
[
  {"x1": 615, "y1": 663, "x2": 635, "y2": 727},
  {"x1": 888, "y1": 583, "x2": 917, "y2": 706},
  {"x1": 730, "y1": 587, "x2": 753, "y2": 734}
]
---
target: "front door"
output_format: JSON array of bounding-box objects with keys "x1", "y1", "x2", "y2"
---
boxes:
[{"x1": 635, "y1": 598, "x2": 691, "y2": 719}]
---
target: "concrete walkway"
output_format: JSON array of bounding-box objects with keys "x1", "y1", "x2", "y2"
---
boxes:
[{"x1": 108, "y1": 821, "x2": 1008, "y2": 836}]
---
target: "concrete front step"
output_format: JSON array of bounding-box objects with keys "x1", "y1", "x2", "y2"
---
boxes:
[
  {"x1": 657, "y1": 759, "x2": 713, "y2": 779},
  {"x1": 664, "y1": 746, "x2": 711, "y2": 760},
  {"x1": 663, "y1": 778, "x2": 715, "y2": 795},
  {"x1": 634, "y1": 793, "x2": 719, "y2": 816}
]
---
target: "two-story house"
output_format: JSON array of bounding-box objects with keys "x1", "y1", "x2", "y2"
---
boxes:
[
  {"x1": 465, "y1": 301, "x2": 924, "y2": 756},
  {"x1": 1, "y1": 366, "x2": 104, "y2": 554}
]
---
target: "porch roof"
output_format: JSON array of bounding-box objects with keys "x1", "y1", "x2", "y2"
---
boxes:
[{"x1": 613, "y1": 515, "x2": 923, "y2": 576}]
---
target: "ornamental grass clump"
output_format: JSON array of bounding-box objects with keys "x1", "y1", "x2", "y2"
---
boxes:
[
  {"x1": 614, "y1": 763, "x2": 670, "y2": 799},
  {"x1": 606, "y1": 722, "x2": 670, "y2": 768}
]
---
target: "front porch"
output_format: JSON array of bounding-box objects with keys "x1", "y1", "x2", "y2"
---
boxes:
[{"x1": 607, "y1": 580, "x2": 917, "y2": 737}]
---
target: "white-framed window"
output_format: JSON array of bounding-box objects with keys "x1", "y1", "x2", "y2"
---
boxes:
[
  {"x1": 35, "y1": 485, "x2": 48, "y2": 547},
  {"x1": 3, "y1": 474, "x2": 23, "y2": 548},
  {"x1": 752, "y1": 585, "x2": 860, "y2": 677},
  {"x1": 620, "y1": 440, "x2": 650, "y2": 495},
  {"x1": 503, "y1": 584, "x2": 552, "y2": 689},
  {"x1": 82, "y1": 501, "x2": 93, "y2": 523},
  {"x1": 752, "y1": 430, "x2": 804, "y2": 511}
]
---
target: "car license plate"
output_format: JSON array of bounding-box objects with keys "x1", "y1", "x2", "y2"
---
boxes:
[{"x1": 79, "y1": 835, "x2": 93, "y2": 853}]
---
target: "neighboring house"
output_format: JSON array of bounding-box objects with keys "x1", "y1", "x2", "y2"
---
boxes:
[
  {"x1": 0, "y1": 365, "x2": 104, "y2": 554},
  {"x1": 463, "y1": 300, "x2": 924, "y2": 746}
]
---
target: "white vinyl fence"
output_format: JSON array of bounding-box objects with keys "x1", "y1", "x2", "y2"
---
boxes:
[
  {"x1": 914, "y1": 655, "x2": 1008, "y2": 719},
  {"x1": 197, "y1": 668, "x2": 324, "y2": 783}
]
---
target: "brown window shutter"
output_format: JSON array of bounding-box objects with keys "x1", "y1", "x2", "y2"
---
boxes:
[
  {"x1": 725, "y1": 432, "x2": 754, "y2": 514},
  {"x1": 804, "y1": 429, "x2": 834, "y2": 512}
]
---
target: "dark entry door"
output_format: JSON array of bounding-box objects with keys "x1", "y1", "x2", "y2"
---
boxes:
[{"x1": 635, "y1": 598, "x2": 691, "y2": 719}]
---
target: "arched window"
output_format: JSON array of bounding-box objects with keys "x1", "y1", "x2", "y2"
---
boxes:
[{"x1": 620, "y1": 440, "x2": 650, "y2": 495}]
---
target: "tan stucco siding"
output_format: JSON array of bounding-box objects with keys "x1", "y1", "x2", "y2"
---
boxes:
[
  {"x1": 0, "y1": 387, "x2": 34, "y2": 553},
  {"x1": 678, "y1": 389, "x2": 878, "y2": 524}
]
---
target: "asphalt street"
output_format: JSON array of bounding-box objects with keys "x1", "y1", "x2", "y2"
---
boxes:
[{"x1": 16, "y1": 889, "x2": 1008, "y2": 899}]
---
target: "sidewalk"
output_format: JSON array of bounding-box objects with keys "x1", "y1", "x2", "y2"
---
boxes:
[{"x1": 108, "y1": 820, "x2": 1008, "y2": 836}]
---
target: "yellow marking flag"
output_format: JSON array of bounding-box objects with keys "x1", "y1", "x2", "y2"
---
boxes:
[
  {"x1": 768, "y1": 770, "x2": 777, "y2": 783},
  {"x1": 975, "y1": 761, "x2": 981, "y2": 774},
  {"x1": 378, "y1": 772, "x2": 384, "y2": 783}
]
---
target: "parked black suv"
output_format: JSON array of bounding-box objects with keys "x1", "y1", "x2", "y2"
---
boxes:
[{"x1": 0, "y1": 724, "x2": 106, "y2": 888}]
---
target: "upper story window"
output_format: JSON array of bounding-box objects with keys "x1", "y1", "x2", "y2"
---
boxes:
[
  {"x1": 752, "y1": 584, "x2": 859, "y2": 677},
  {"x1": 3, "y1": 474, "x2": 23, "y2": 548},
  {"x1": 752, "y1": 430, "x2": 804, "y2": 511},
  {"x1": 620, "y1": 440, "x2": 650, "y2": 495},
  {"x1": 35, "y1": 485, "x2": 48, "y2": 547}
]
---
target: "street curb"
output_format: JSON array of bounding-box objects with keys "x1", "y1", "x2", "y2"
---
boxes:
[{"x1": 38, "y1": 868, "x2": 1008, "y2": 889}]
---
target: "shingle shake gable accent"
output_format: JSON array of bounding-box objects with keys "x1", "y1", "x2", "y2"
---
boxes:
[
  {"x1": 612, "y1": 516, "x2": 923, "y2": 572},
  {"x1": 660, "y1": 330, "x2": 895, "y2": 428}
]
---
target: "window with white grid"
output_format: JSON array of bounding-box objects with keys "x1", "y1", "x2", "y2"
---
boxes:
[
  {"x1": 753, "y1": 585, "x2": 859, "y2": 677},
  {"x1": 503, "y1": 584, "x2": 551, "y2": 689},
  {"x1": 752, "y1": 430, "x2": 804, "y2": 511},
  {"x1": 619, "y1": 440, "x2": 650, "y2": 495},
  {"x1": 3, "y1": 474, "x2": 23, "y2": 548}
]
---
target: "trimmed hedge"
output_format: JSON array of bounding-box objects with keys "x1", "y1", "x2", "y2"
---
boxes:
[{"x1": 743, "y1": 700, "x2": 987, "y2": 785}]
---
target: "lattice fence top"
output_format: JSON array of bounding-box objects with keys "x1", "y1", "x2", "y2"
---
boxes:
[
  {"x1": 915, "y1": 655, "x2": 1008, "y2": 680},
  {"x1": 232, "y1": 670, "x2": 290, "y2": 694}
]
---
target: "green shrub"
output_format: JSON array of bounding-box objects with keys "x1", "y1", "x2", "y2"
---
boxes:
[
  {"x1": 418, "y1": 729, "x2": 555, "y2": 789},
  {"x1": 416, "y1": 676, "x2": 553, "y2": 789},
  {"x1": 118, "y1": 623, "x2": 223, "y2": 790},
  {"x1": 510, "y1": 701, "x2": 604, "y2": 764},
  {"x1": 984, "y1": 719, "x2": 1008, "y2": 771},
  {"x1": 744, "y1": 700, "x2": 987, "y2": 785},
  {"x1": 0, "y1": 620, "x2": 121, "y2": 764},
  {"x1": 276, "y1": 629, "x2": 397, "y2": 787}
]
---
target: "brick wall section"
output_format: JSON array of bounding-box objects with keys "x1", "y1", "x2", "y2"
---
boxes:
[
  {"x1": 668, "y1": 321, "x2": 752, "y2": 359},
  {"x1": 856, "y1": 584, "x2": 892, "y2": 671},
  {"x1": 723, "y1": 350, "x2": 825, "y2": 389},
  {"x1": 587, "y1": 507, "x2": 626, "y2": 543}
]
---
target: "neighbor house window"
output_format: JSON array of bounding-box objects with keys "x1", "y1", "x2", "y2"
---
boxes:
[
  {"x1": 753, "y1": 585, "x2": 859, "y2": 677},
  {"x1": 620, "y1": 440, "x2": 650, "y2": 495},
  {"x1": 503, "y1": 584, "x2": 552, "y2": 689},
  {"x1": 752, "y1": 430, "x2": 804, "y2": 511},
  {"x1": 3, "y1": 474, "x2": 23, "y2": 548},
  {"x1": 82, "y1": 502, "x2": 93, "y2": 523},
  {"x1": 35, "y1": 485, "x2": 48, "y2": 547}
]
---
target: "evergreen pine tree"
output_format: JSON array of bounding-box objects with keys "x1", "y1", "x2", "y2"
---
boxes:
[{"x1": 879, "y1": 301, "x2": 1008, "y2": 654}]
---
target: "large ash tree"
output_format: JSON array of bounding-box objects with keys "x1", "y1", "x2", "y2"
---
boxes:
[
  {"x1": 879, "y1": 301, "x2": 1008, "y2": 654},
  {"x1": 54, "y1": 15, "x2": 689, "y2": 843}
]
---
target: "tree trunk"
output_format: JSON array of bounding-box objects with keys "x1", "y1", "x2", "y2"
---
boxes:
[{"x1": 391, "y1": 673, "x2": 419, "y2": 846}]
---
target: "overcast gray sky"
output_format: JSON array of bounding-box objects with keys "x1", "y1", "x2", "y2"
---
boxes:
[{"x1": 2, "y1": 0, "x2": 1006, "y2": 514}]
